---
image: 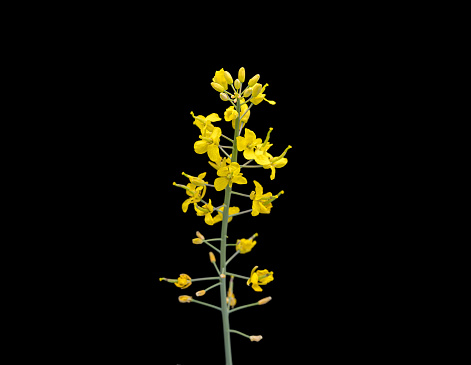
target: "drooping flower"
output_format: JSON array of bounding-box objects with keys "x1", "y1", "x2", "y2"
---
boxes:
[
  {"x1": 250, "y1": 83, "x2": 276, "y2": 105},
  {"x1": 182, "y1": 183, "x2": 206, "y2": 213},
  {"x1": 250, "y1": 180, "x2": 284, "y2": 216},
  {"x1": 227, "y1": 287, "x2": 237, "y2": 308},
  {"x1": 246, "y1": 266, "x2": 274, "y2": 292},
  {"x1": 182, "y1": 171, "x2": 208, "y2": 187},
  {"x1": 250, "y1": 335, "x2": 263, "y2": 342},
  {"x1": 194, "y1": 199, "x2": 215, "y2": 225},
  {"x1": 214, "y1": 162, "x2": 247, "y2": 191},
  {"x1": 175, "y1": 274, "x2": 192, "y2": 289},
  {"x1": 262, "y1": 145, "x2": 292, "y2": 180},
  {"x1": 235, "y1": 233, "x2": 258, "y2": 253}
]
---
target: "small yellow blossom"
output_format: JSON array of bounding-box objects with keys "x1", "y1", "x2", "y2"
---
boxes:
[
  {"x1": 194, "y1": 199, "x2": 215, "y2": 225},
  {"x1": 246, "y1": 266, "x2": 274, "y2": 292},
  {"x1": 212, "y1": 68, "x2": 228, "y2": 90},
  {"x1": 178, "y1": 295, "x2": 192, "y2": 303},
  {"x1": 248, "y1": 74, "x2": 260, "y2": 87},
  {"x1": 212, "y1": 206, "x2": 240, "y2": 224},
  {"x1": 250, "y1": 180, "x2": 283, "y2": 216},
  {"x1": 208, "y1": 155, "x2": 230, "y2": 171},
  {"x1": 194, "y1": 126, "x2": 222, "y2": 162},
  {"x1": 262, "y1": 145, "x2": 292, "y2": 180},
  {"x1": 190, "y1": 111, "x2": 221, "y2": 134},
  {"x1": 235, "y1": 233, "x2": 258, "y2": 254},
  {"x1": 223, "y1": 99, "x2": 251, "y2": 129},
  {"x1": 214, "y1": 162, "x2": 247, "y2": 191},
  {"x1": 251, "y1": 83, "x2": 276, "y2": 105},
  {"x1": 238, "y1": 67, "x2": 245, "y2": 83},
  {"x1": 182, "y1": 183, "x2": 206, "y2": 213},
  {"x1": 175, "y1": 274, "x2": 192, "y2": 289},
  {"x1": 236, "y1": 128, "x2": 263, "y2": 161}
]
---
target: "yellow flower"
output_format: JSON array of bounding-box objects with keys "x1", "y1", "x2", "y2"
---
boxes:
[
  {"x1": 212, "y1": 68, "x2": 228, "y2": 91},
  {"x1": 251, "y1": 83, "x2": 276, "y2": 105},
  {"x1": 194, "y1": 199, "x2": 215, "y2": 225},
  {"x1": 190, "y1": 111, "x2": 221, "y2": 134},
  {"x1": 175, "y1": 274, "x2": 192, "y2": 289},
  {"x1": 236, "y1": 128, "x2": 263, "y2": 160},
  {"x1": 250, "y1": 180, "x2": 282, "y2": 216},
  {"x1": 235, "y1": 233, "x2": 258, "y2": 253},
  {"x1": 262, "y1": 145, "x2": 292, "y2": 180},
  {"x1": 223, "y1": 99, "x2": 251, "y2": 129},
  {"x1": 214, "y1": 162, "x2": 247, "y2": 191},
  {"x1": 194, "y1": 126, "x2": 222, "y2": 162},
  {"x1": 246, "y1": 266, "x2": 274, "y2": 292},
  {"x1": 208, "y1": 155, "x2": 230, "y2": 171},
  {"x1": 212, "y1": 206, "x2": 240, "y2": 224},
  {"x1": 181, "y1": 183, "x2": 206, "y2": 213},
  {"x1": 178, "y1": 295, "x2": 192, "y2": 303}
]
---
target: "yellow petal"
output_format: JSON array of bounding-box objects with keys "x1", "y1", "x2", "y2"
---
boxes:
[
  {"x1": 214, "y1": 177, "x2": 228, "y2": 191},
  {"x1": 194, "y1": 140, "x2": 208, "y2": 154},
  {"x1": 206, "y1": 113, "x2": 221, "y2": 122}
]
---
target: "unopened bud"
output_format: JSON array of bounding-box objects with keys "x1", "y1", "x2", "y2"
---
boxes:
[
  {"x1": 238, "y1": 67, "x2": 245, "y2": 82},
  {"x1": 258, "y1": 296, "x2": 272, "y2": 305},
  {"x1": 178, "y1": 295, "x2": 192, "y2": 303},
  {"x1": 243, "y1": 87, "x2": 252, "y2": 97},
  {"x1": 192, "y1": 238, "x2": 203, "y2": 244},
  {"x1": 252, "y1": 83, "x2": 262, "y2": 98},
  {"x1": 248, "y1": 74, "x2": 260, "y2": 87},
  {"x1": 234, "y1": 79, "x2": 241, "y2": 90},
  {"x1": 250, "y1": 335, "x2": 263, "y2": 342},
  {"x1": 211, "y1": 82, "x2": 225, "y2": 93},
  {"x1": 220, "y1": 93, "x2": 229, "y2": 101},
  {"x1": 196, "y1": 231, "x2": 205, "y2": 240},
  {"x1": 196, "y1": 290, "x2": 206, "y2": 297},
  {"x1": 209, "y1": 252, "x2": 216, "y2": 263},
  {"x1": 224, "y1": 71, "x2": 233, "y2": 85}
]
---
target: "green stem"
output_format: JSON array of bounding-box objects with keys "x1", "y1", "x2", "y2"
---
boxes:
[
  {"x1": 202, "y1": 240, "x2": 221, "y2": 253},
  {"x1": 219, "y1": 97, "x2": 241, "y2": 365},
  {"x1": 231, "y1": 190, "x2": 252, "y2": 198},
  {"x1": 229, "y1": 329, "x2": 250, "y2": 339},
  {"x1": 191, "y1": 277, "x2": 220, "y2": 282},
  {"x1": 191, "y1": 299, "x2": 221, "y2": 311},
  {"x1": 225, "y1": 272, "x2": 249, "y2": 280},
  {"x1": 229, "y1": 301, "x2": 258, "y2": 314}
]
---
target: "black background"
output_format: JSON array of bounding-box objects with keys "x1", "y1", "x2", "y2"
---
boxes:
[{"x1": 62, "y1": 18, "x2": 409, "y2": 364}]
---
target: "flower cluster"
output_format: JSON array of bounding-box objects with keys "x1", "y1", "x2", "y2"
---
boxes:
[{"x1": 161, "y1": 67, "x2": 291, "y2": 363}]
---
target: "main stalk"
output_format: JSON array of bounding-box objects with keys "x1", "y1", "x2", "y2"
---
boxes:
[{"x1": 219, "y1": 98, "x2": 241, "y2": 365}]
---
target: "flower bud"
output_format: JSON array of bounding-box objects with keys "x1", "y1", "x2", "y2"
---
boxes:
[
  {"x1": 234, "y1": 79, "x2": 241, "y2": 90},
  {"x1": 251, "y1": 83, "x2": 262, "y2": 98},
  {"x1": 224, "y1": 71, "x2": 233, "y2": 85},
  {"x1": 196, "y1": 290, "x2": 206, "y2": 297},
  {"x1": 209, "y1": 252, "x2": 216, "y2": 263},
  {"x1": 258, "y1": 296, "x2": 272, "y2": 305},
  {"x1": 220, "y1": 92, "x2": 229, "y2": 101},
  {"x1": 178, "y1": 295, "x2": 192, "y2": 303},
  {"x1": 238, "y1": 67, "x2": 245, "y2": 82},
  {"x1": 248, "y1": 74, "x2": 260, "y2": 87},
  {"x1": 243, "y1": 87, "x2": 252, "y2": 97},
  {"x1": 211, "y1": 82, "x2": 225, "y2": 93},
  {"x1": 196, "y1": 231, "x2": 205, "y2": 240},
  {"x1": 250, "y1": 335, "x2": 263, "y2": 342},
  {"x1": 192, "y1": 237, "x2": 203, "y2": 244}
]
